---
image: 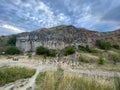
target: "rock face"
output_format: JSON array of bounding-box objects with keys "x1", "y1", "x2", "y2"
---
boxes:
[{"x1": 16, "y1": 25, "x2": 120, "y2": 52}]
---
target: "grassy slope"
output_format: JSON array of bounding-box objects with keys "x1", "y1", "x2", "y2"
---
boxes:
[
  {"x1": 0, "y1": 66, "x2": 36, "y2": 86},
  {"x1": 35, "y1": 71, "x2": 114, "y2": 90}
]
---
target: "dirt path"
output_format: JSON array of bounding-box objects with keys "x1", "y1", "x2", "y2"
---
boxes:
[{"x1": 0, "y1": 60, "x2": 120, "y2": 90}]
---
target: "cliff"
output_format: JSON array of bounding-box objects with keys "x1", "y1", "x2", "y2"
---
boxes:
[{"x1": 16, "y1": 25, "x2": 120, "y2": 52}]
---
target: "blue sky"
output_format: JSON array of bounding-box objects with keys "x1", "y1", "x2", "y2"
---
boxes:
[{"x1": 0, "y1": 0, "x2": 120, "y2": 35}]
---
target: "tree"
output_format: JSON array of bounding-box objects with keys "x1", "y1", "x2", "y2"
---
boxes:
[{"x1": 5, "y1": 46, "x2": 20, "y2": 55}]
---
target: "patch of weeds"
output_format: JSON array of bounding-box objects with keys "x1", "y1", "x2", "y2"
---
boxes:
[
  {"x1": 78, "y1": 56, "x2": 89, "y2": 63},
  {"x1": 98, "y1": 56, "x2": 105, "y2": 65}
]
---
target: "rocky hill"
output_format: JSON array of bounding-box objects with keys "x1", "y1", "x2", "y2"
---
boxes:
[{"x1": 16, "y1": 25, "x2": 120, "y2": 52}]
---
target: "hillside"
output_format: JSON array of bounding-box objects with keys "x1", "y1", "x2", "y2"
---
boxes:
[{"x1": 16, "y1": 25, "x2": 120, "y2": 52}]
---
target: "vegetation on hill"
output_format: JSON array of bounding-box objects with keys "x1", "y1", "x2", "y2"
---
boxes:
[
  {"x1": 78, "y1": 55, "x2": 89, "y2": 63},
  {"x1": 98, "y1": 56, "x2": 105, "y2": 65},
  {"x1": 0, "y1": 35, "x2": 17, "y2": 54},
  {"x1": 64, "y1": 45, "x2": 75, "y2": 56},
  {"x1": 112, "y1": 54, "x2": 120, "y2": 65},
  {"x1": 78, "y1": 45, "x2": 97, "y2": 53},
  {"x1": 7, "y1": 35, "x2": 16, "y2": 46},
  {"x1": 36, "y1": 46, "x2": 56, "y2": 57},
  {"x1": 5, "y1": 46, "x2": 20, "y2": 55},
  {"x1": 112, "y1": 44, "x2": 120, "y2": 49},
  {"x1": 96, "y1": 40, "x2": 111, "y2": 50},
  {"x1": 0, "y1": 66, "x2": 35, "y2": 86}
]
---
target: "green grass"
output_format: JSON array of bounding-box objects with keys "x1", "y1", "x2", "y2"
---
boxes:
[
  {"x1": 35, "y1": 71, "x2": 113, "y2": 90},
  {"x1": 0, "y1": 66, "x2": 36, "y2": 86}
]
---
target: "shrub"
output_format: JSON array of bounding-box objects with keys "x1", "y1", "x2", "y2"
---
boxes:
[
  {"x1": 36, "y1": 46, "x2": 56, "y2": 57},
  {"x1": 36, "y1": 46, "x2": 49, "y2": 55},
  {"x1": 47, "y1": 49, "x2": 56, "y2": 57},
  {"x1": 98, "y1": 56, "x2": 105, "y2": 65},
  {"x1": 112, "y1": 54, "x2": 120, "y2": 65},
  {"x1": 96, "y1": 40, "x2": 111, "y2": 50},
  {"x1": 78, "y1": 45, "x2": 97, "y2": 53},
  {"x1": 5, "y1": 46, "x2": 20, "y2": 55},
  {"x1": 112, "y1": 44, "x2": 120, "y2": 49},
  {"x1": 64, "y1": 46, "x2": 75, "y2": 56}
]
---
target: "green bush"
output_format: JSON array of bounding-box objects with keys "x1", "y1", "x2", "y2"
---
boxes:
[
  {"x1": 98, "y1": 56, "x2": 105, "y2": 65},
  {"x1": 78, "y1": 45, "x2": 97, "y2": 53},
  {"x1": 0, "y1": 66, "x2": 35, "y2": 86},
  {"x1": 96, "y1": 40, "x2": 111, "y2": 50},
  {"x1": 5, "y1": 46, "x2": 20, "y2": 55},
  {"x1": 36, "y1": 46, "x2": 56, "y2": 57},
  {"x1": 112, "y1": 44, "x2": 120, "y2": 49},
  {"x1": 36, "y1": 46, "x2": 49, "y2": 55},
  {"x1": 64, "y1": 46, "x2": 75, "y2": 56},
  {"x1": 47, "y1": 49, "x2": 56, "y2": 57}
]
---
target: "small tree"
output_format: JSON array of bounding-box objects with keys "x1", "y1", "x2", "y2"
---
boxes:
[
  {"x1": 64, "y1": 46, "x2": 75, "y2": 56},
  {"x1": 5, "y1": 46, "x2": 20, "y2": 55}
]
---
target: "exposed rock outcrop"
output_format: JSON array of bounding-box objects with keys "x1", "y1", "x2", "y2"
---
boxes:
[{"x1": 16, "y1": 25, "x2": 120, "y2": 52}]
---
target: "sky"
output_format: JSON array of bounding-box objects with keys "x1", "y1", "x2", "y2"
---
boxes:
[{"x1": 0, "y1": 0, "x2": 120, "y2": 35}]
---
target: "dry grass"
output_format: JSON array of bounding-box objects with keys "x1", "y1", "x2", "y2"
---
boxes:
[
  {"x1": 0, "y1": 66, "x2": 36, "y2": 86},
  {"x1": 35, "y1": 68, "x2": 114, "y2": 90}
]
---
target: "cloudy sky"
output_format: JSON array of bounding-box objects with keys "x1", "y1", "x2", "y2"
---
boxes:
[{"x1": 0, "y1": 0, "x2": 120, "y2": 35}]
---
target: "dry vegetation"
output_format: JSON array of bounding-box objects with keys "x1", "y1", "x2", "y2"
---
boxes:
[
  {"x1": 35, "y1": 67, "x2": 115, "y2": 90},
  {"x1": 0, "y1": 66, "x2": 36, "y2": 86}
]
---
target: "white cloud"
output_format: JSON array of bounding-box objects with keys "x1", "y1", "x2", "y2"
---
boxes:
[{"x1": 1, "y1": 24, "x2": 24, "y2": 33}]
